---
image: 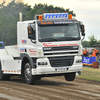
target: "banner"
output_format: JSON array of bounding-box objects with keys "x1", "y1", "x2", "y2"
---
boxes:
[{"x1": 82, "y1": 57, "x2": 96, "y2": 65}]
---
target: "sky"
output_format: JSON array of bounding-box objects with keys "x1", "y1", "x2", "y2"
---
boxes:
[
  {"x1": 1, "y1": 0, "x2": 100, "y2": 40},
  {"x1": 24, "y1": 0, "x2": 100, "y2": 41}
]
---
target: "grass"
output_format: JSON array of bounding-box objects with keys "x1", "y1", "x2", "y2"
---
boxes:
[{"x1": 76, "y1": 67, "x2": 100, "y2": 82}]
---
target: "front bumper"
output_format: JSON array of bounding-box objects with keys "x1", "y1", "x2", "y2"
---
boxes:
[{"x1": 32, "y1": 56, "x2": 82, "y2": 75}]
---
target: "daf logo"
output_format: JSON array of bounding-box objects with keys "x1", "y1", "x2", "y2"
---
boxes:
[
  {"x1": 44, "y1": 47, "x2": 52, "y2": 50},
  {"x1": 73, "y1": 46, "x2": 78, "y2": 48}
]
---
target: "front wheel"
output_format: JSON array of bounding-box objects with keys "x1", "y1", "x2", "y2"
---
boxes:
[
  {"x1": 24, "y1": 63, "x2": 36, "y2": 85},
  {"x1": 64, "y1": 72, "x2": 76, "y2": 81}
]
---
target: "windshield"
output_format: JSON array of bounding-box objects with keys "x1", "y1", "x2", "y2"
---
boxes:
[{"x1": 38, "y1": 24, "x2": 80, "y2": 42}]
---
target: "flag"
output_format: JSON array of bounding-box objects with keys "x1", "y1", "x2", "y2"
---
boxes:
[{"x1": 82, "y1": 57, "x2": 96, "y2": 65}]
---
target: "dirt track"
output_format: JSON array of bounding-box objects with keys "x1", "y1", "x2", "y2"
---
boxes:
[{"x1": 0, "y1": 76, "x2": 100, "y2": 100}]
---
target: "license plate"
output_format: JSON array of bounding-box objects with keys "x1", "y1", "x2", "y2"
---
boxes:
[{"x1": 57, "y1": 68, "x2": 67, "y2": 71}]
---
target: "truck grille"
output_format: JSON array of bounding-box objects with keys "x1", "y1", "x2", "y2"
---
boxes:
[
  {"x1": 48, "y1": 56, "x2": 74, "y2": 67},
  {"x1": 43, "y1": 46, "x2": 79, "y2": 51},
  {"x1": 44, "y1": 52, "x2": 78, "y2": 55}
]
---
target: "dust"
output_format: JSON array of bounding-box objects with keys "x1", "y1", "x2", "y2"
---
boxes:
[{"x1": 17, "y1": 0, "x2": 24, "y2": 12}]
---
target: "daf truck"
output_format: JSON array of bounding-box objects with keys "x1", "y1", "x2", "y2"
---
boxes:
[{"x1": 0, "y1": 12, "x2": 85, "y2": 84}]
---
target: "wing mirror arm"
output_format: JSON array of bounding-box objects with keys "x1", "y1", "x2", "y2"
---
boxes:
[{"x1": 79, "y1": 21, "x2": 85, "y2": 41}]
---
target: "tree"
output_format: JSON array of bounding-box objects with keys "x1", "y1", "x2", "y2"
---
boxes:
[
  {"x1": 0, "y1": 0, "x2": 76, "y2": 45},
  {"x1": 29, "y1": 3, "x2": 76, "y2": 20},
  {"x1": 82, "y1": 41, "x2": 90, "y2": 47},
  {"x1": 88, "y1": 35, "x2": 99, "y2": 47}
]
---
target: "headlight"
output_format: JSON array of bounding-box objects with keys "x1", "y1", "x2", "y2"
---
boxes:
[
  {"x1": 76, "y1": 59, "x2": 82, "y2": 63},
  {"x1": 38, "y1": 62, "x2": 48, "y2": 65},
  {"x1": 43, "y1": 47, "x2": 52, "y2": 51}
]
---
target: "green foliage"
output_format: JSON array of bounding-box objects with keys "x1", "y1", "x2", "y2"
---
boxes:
[
  {"x1": 82, "y1": 41, "x2": 90, "y2": 47},
  {"x1": 82, "y1": 35, "x2": 100, "y2": 47},
  {"x1": 0, "y1": 0, "x2": 76, "y2": 45},
  {"x1": 88, "y1": 35, "x2": 98, "y2": 46},
  {"x1": 77, "y1": 67, "x2": 100, "y2": 82},
  {"x1": 88, "y1": 35, "x2": 100, "y2": 47}
]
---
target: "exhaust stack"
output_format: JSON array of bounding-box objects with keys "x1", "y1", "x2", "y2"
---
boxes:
[{"x1": 19, "y1": 12, "x2": 22, "y2": 21}]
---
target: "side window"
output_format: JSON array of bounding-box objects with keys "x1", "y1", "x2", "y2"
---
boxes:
[{"x1": 28, "y1": 23, "x2": 36, "y2": 40}]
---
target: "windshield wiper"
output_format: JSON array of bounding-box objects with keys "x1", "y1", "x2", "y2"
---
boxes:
[
  {"x1": 39, "y1": 37, "x2": 58, "y2": 42},
  {"x1": 58, "y1": 37, "x2": 80, "y2": 41},
  {"x1": 39, "y1": 37, "x2": 80, "y2": 42},
  {"x1": 48, "y1": 38, "x2": 58, "y2": 41}
]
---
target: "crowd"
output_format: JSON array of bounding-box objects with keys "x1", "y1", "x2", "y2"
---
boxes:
[{"x1": 83, "y1": 48, "x2": 99, "y2": 62}]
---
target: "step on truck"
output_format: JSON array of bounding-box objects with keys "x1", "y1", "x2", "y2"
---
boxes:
[{"x1": 0, "y1": 12, "x2": 85, "y2": 85}]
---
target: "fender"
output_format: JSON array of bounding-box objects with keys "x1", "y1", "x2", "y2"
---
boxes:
[{"x1": 20, "y1": 53, "x2": 37, "y2": 68}]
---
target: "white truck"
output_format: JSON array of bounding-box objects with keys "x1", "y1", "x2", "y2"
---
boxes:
[{"x1": 0, "y1": 12, "x2": 85, "y2": 84}]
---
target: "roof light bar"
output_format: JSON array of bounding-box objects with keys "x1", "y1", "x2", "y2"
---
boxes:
[{"x1": 43, "y1": 13, "x2": 68, "y2": 19}]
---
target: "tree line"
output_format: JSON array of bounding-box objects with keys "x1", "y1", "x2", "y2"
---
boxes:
[
  {"x1": 0, "y1": 0, "x2": 98, "y2": 47},
  {"x1": 82, "y1": 35, "x2": 100, "y2": 47},
  {"x1": 0, "y1": 0, "x2": 76, "y2": 45}
]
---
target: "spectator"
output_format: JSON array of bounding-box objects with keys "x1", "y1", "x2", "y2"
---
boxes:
[
  {"x1": 94, "y1": 48, "x2": 99, "y2": 62},
  {"x1": 91, "y1": 49, "x2": 96, "y2": 57},
  {"x1": 88, "y1": 49, "x2": 96, "y2": 67},
  {"x1": 83, "y1": 48, "x2": 88, "y2": 57}
]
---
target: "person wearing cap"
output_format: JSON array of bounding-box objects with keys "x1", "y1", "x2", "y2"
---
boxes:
[{"x1": 83, "y1": 48, "x2": 88, "y2": 57}]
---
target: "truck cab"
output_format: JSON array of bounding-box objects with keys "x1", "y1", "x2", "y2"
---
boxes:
[{"x1": 17, "y1": 12, "x2": 85, "y2": 84}]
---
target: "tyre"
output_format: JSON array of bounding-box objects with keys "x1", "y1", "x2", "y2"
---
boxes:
[
  {"x1": 0, "y1": 75, "x2": 11, "y2": 80},
  {"x1": 36, "y1": 76, "x2": 41, "y2": 80},
  {"x1": 64, "y1": 72, "x2": 76, "y2": 81},
  {"x1": 0, "y1": 68, "x2": 3, "y2": 80},
  {"x1": 24, "y1": 63, "x2": 36, "y2": 85}
]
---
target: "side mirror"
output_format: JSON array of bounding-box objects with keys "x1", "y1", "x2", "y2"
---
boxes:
[
  {"x1": 82, "y1": 32, "x2": 85, "y2": 36},
  {"x1": 80, "y1": 25, "x2": 85, "y2": 36},
  {"x1": 80, "y1": 25, "x2": 84, "y2": 32},
  {"x1": 28, "y1": 26, "x2": 36, "y2": 40}
]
